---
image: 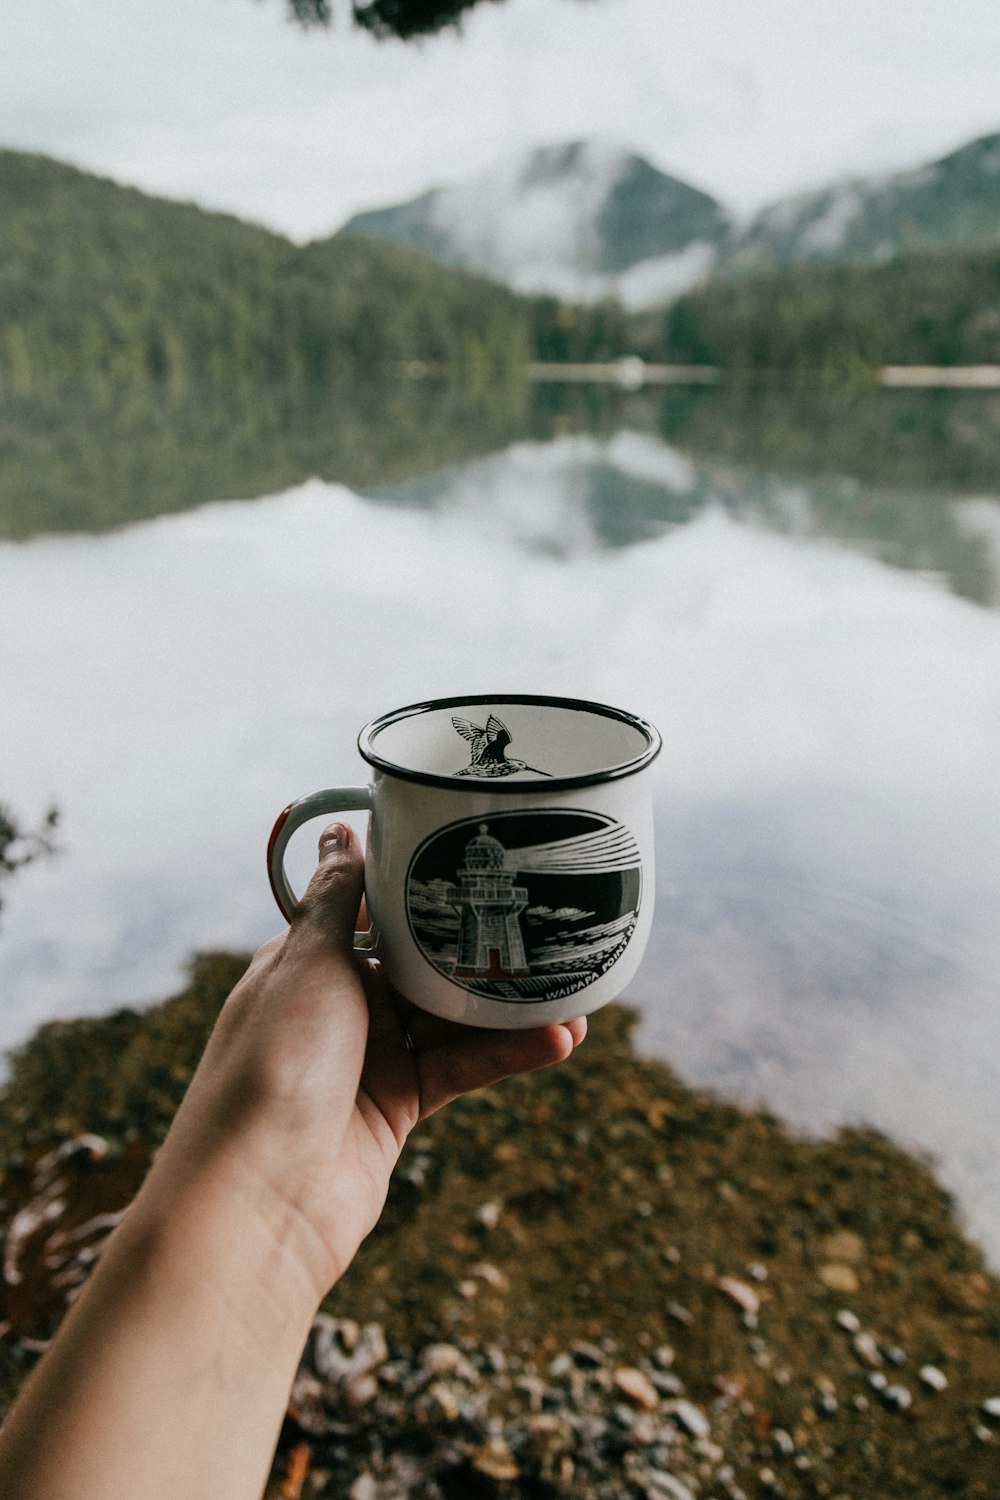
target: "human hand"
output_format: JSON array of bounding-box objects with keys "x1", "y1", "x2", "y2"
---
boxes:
[
  {"x1": 0, "y1": 823, "x2": 586, "y2": 1500},
  {"x1": 147, "y1": 822, "x2": 586, "y2": 1302}
]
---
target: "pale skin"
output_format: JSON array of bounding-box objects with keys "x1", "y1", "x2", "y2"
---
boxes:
[{"x1": 0, "y1": 822, "x2": 586, "y2": 1500}]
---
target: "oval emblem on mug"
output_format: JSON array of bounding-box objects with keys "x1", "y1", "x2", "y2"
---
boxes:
[{"x1": 405, "y1": 808, "x2": 642, "y2": 1003}]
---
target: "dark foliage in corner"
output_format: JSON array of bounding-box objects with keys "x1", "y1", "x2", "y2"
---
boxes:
[
  {"x1": 0, "y1": 805, "x2": 58, "y2": 918},
  {"x1": 287, "y1": 0, "x2": 505, "y2": 37}
]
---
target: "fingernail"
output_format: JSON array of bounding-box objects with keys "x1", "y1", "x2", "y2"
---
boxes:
[{"x1": 319, "y1": 822, "x2": 348, "y2": 853}]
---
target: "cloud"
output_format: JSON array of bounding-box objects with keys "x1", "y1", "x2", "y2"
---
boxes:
[{"x1": 3, "y1": 0, "x2": 1000, "y2": 237}]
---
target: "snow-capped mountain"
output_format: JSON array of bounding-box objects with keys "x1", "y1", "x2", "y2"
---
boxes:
[
  {"x1": 337, "y1": 141, "x2": 729, "y2": 308},
  {"x1": 336, "y1": 130, "x2": 1000, "y2": 310},
  {"x1": 728, "y1": 131, "x2": 1000, "y2": 273}
]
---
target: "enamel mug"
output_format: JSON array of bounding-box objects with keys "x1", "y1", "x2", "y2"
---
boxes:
[{"x1": 267, "y1": 694, "x2": 661, "y2": 1029}]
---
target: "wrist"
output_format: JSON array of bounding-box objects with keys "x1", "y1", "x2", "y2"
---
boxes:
[{"x1": 131, "y1": 1141, "x2": 327, "y2": 1336}]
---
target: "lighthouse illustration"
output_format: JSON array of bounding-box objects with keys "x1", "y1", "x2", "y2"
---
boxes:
[
  {"x1": 407, "y1": 809, "x2": 643, "y2": 1001},
  {"x1": 446, "y1": 824, "x2": 531, "y2": 978}
]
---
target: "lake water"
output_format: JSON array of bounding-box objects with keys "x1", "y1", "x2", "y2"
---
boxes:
[{"x1": 2, "y1": 382, "x2": 1000, "y2": 1261}]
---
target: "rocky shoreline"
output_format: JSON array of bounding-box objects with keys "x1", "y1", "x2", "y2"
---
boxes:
[{"x1": 0, "y1": 953, "x2": 997, "y2": 1497}]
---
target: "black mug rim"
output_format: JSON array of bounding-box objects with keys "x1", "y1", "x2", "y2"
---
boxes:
[{"x1": 358, "y1": 693, "x2": 662, "y2": 794}]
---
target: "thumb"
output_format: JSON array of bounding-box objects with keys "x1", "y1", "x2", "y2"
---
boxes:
[{"x1": 290, "y1": 821, "x2": 365, "y2": 954}]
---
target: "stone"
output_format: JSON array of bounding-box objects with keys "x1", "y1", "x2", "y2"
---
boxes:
[
  {"x1": 614, "y1": 1366, "x2": 661, "y2": 1410},
  {"x1": 644, "y1": 1472, "x2": 696, "y2": 1500},
  {"x1": 345, "y1": 1372, "x2": 379, "y2": 1407},
  {"x1": 475, "y1": 1200, "x2": 501, "y2": 1230},
  {"x1": 821, "y1": 1229, "x2": 866, "y2": 1264},
  {"x1": 882, "y1": 1384, "x2": 912, "y2": 1412},
  {"x1": 422, "y1": 1342, "x2": 479, "y2": 1382},
  {"x1": 469, "y1": 1438, "x2": 519, "y2": 1481},
  {"x1": 570, "y1": 1339, "x2": 606, "y2": 1366},
  {"x1": 835, "y1": 1309, "x2": 861, "y2": 1333},
  {"x1": 312, "y1": 1319, "x2": 388, "y2": 1387},
  {"x1": 818, "y1": 1262, "x2": 859, "y2": 1294},
  {"x1": 914, "y1": 1363, "x2": 946, "y2": 1392},
  {"x1": 852, "y1": 1332, "x2": 883, "y2": 1367},
  {"x1": 470, "y1": 1261, "x2": 509, "y2": 1292},
  {"x1": 981, "y1": 1396, "x2": 1000, "y2": 1420},
  {"x1": 427, "y1": 1380, "x2": 461, "y2": 1421},
  {"x1": 349, "y1": 1472, "x2": 377, "y2": 1500},
  {"x1": 717, "y1": 1277, "x2": 761, "y2": 1316},
  {"x1": 772, "y1": 1428, "x2": 795, "y2": 1457},
  {"x1": 670, "y1": 1400, "x2": 710, "y2": 1439}
]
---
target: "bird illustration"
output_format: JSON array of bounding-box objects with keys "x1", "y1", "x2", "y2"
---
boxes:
[{"x1": 451, "y1": 714, "x2": 551, "y2": 777}]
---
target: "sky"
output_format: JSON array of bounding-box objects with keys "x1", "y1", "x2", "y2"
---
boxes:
[{"x1": 2, "y1": 0, "x2": 1000, "y2": 242}]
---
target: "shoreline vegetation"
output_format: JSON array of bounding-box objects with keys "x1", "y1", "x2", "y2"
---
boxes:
[
  {"x1": 0, "y1": 954, "x2": 997, "y2": 1497},
  {"x1": 3, "y1": 148, "x2": 1000, "y2": 398}
]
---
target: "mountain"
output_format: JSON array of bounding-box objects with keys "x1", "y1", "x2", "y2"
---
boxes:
[
  {"x1": 338, "y1": 141, "x2": 729, "y2": 309},
  {"x1": 0, "y1": 149, "x2": 535, "y2": 390},
  {"x1": 728, "y1": 131, "x2": 1000, "y2": 274}
]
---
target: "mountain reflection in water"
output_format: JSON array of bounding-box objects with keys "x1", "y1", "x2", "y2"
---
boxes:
[{"x1": 1, "y1": 381, "x2": 999, "y2": 1262}]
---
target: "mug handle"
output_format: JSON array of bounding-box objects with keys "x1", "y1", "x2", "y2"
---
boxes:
[{"x1": 267, "y1": 787, "x2": 374, "y2": 948}]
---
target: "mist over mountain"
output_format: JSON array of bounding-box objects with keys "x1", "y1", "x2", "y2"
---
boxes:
[
  {"x1": 338, "y1": 141, "x2": 730, "y2": 309},
  {"x1": 726, "y1": 131, "x2": 1000, "y2": 274},
  {"x1": 339, "y1": 130, "x2": 1000, "y2": 309}
]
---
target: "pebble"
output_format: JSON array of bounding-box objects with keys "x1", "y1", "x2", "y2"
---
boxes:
[
  {"x1": 821, "y1": 1229, "x2": 866, "y2": 1264},
  {"x1": 818, "y1": 1262, "x2": 859, "y2": 1294},
  {"x1": 918, "y1": 1364, "x2": 948, "y2": 1392},
  {"x1": 469, "y1": 1438, "x2": 519, "y2": 1481},
  {"x1": 475, "y1": 1200, "x2": 501, "y2": 1230},
  {"x1": 469, "y1": 1260, "x2": 509, "y2": 1291},
  {"x1": 570, "y1": 1339, "x2": 606, "y2": 1367},
  {"x1": 670, "y1": 1400, "x2": 711, "y2": 1439},
  {"x1": 312, "y1": 1319, "x2": 388, "y2": 1388},
  {"x1": 835, "y1": 1308, "x2": 861, "y2": 1333},
  {"x1": 882, "y1": 1384, "x2": 913, "y2": 1412},
  {"x1": 422, "y1": 1343, "x2": 479, "y2": 1382},
  {"x1": 772, "y1": 1428, "x2": 795, "y2": 1458},
  {"x1": 982, "y1": 1396, "x2": 1000, "y2": 1420},
  {"x1": 650, "y1": 1370, "x2": 685, "y2": 1397},
  {"x1": 717, "y1": 1276, "x2": 761, "y2": 1316},
  {"x1": 644, "y1": 1472, "x2": 696, "y2": 1500},
  {"x1": 426, "y1": 1380, "x2": 461, "y2": 1421},
  {"x1": 667, "y1": 1301, "x2": 694, "y2": 1327},
  {"x1": 614, "y1": 1366, "x2": 661, "y2": 1411},
  {"x1": 853, "y1": 1331, "x2": 883, "y2": 1367}
]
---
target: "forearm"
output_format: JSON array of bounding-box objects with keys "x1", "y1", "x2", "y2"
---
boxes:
[{"x1": 0, "y1": 1160, "x2": 320, "y2": 1500}]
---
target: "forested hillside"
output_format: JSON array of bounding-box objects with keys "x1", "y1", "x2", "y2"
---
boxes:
[
  {"x1": 0, "y1": 151, "x2": 532, "y2": 388},
  {"x1": 4, "y1": 147, "x2": 1000, "y2": 386},
  {"x1": 659, "y1": 244, "x2": 1000, "y2": 371}
]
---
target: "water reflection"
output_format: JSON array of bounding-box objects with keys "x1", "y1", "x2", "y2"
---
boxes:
[{"x1": 2, "y1": 386, "x2": 1000, "y2": 1262}]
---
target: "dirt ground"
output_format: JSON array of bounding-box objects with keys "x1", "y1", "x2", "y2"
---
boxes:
[{"x1": 0, "y1": 953, "x2": 997, "y2": 1497}]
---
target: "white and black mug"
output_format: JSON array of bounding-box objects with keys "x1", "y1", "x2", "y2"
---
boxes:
[{"x1": 267, "y1": 694, "x2": 662, "y2": 1029}]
